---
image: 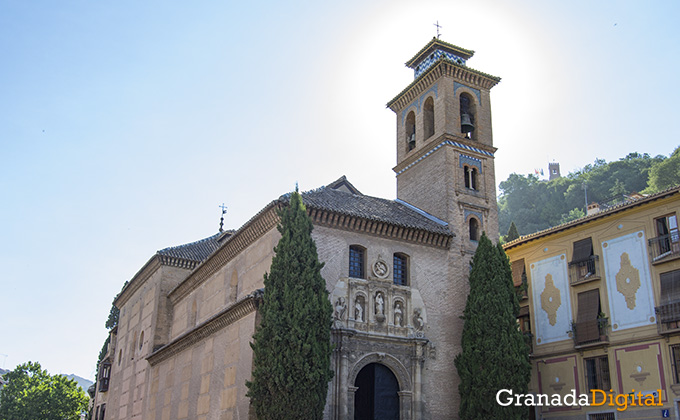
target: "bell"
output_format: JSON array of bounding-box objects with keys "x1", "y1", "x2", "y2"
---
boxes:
[{"x1": 460, "y1": 113, "x2": 475, "y2": 134}]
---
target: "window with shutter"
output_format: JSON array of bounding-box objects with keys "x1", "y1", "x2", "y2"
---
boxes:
[{"x1": 575, "y1": 289, "x2": 602, "y2": 345}]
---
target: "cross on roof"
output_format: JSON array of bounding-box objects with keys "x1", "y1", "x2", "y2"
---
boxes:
[{"x1": 219, "y1": 203, "x2": 228, "y2": 232}]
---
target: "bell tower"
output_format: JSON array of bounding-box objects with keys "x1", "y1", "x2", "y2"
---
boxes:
[{"x1": 387, "y1": 38, "x2": 501, "y2": 246}]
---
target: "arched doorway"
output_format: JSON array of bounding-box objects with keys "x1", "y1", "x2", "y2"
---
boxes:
[{"x1": 354, "y1": 363, "x2": 399, "y2": 420}]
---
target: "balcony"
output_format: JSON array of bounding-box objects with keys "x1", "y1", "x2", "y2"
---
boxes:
[
  {"x1": 98, "y1": 377, "x2": 110, "y2": 393},
  {"x1": 572, "y1": 318, "x2": 609, "y2": 349},
  {"x1": 569, "y1": 256, "x2": 601, "y2": 286},
  {"x1": 656, "y1": 302, "x2": 680, "y2": 334},
  {"x1": 649, "y1": 234, "x2": 680, "y2": 264},
  {"x1": 98, "y1": 363, "x2": 111, "y2": 392}
]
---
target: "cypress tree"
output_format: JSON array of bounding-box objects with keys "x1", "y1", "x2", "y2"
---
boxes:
[
  {"x1": 246, "y1": 190, "x2": 333, "y2": 420},
  {"x1": 506, "y1": 221, "x2": 520, "y2": 242},
  {"x1": 454, "y1": 232, "x2": 531, "y2": 419}
]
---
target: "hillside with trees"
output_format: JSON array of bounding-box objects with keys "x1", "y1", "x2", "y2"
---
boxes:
[{"x1": 498, "y1": 147, "x2": 680, "y2": 239}]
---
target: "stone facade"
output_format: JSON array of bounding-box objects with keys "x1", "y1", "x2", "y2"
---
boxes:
[{"x1": 92, "y1": 38, "x2": 501, "y2": 420}]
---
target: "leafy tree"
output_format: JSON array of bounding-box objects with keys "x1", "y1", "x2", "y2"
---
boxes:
[
  {"x1": 105, "y1": 303, "x2": 120, "y2": 330},
  {"x1": 246, "y1": 190, "x2": 333, "y2": 420},
  {"x1": 645, "y1": 147, "x2": 680, "y2": 193},
  {"x1": 455, "y1": 233, "x2": 531, "y2": 420},
  {"x1": 498, "y1": 151, "x2": 665, "y2": 236},
  {"x1": 560, "y1": 207, "x2": 586, "y2": 225},
  {"x1": 0, "y1": 361, "x2": 88, "y2": 420},
  {"x1": 505, "y1": 222, "x2": 519, "y2": 242}
]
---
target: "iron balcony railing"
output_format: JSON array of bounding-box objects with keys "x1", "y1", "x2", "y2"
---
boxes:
[
  {"x1": 649, "y1": 234, "x2": 680, "y2": 263},
  {"x1": 568, "y1": 255, "x2": 601, "y2": 285},
  {"x1": 656, "y1": 301, "x2": 680, "y2": 334},
  {"x1": 572, "y1": 318, "x2": 608, "y2": 347}
]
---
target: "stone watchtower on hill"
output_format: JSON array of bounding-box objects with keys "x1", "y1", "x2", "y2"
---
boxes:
[
  {"x1": 387, "y1": 38, "x2": 501, "y2": 250},
  {"x1": 548, "y1": 161, "x2": 561, "y2": 180}
]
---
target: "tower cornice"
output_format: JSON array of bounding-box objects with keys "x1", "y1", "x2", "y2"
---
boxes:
[
  {"x1": 387, "y1": 60, "x2": 500, "y2": 111},
  {"x1": 392, "y1": 133, "x2": 497, "y2": 175}
]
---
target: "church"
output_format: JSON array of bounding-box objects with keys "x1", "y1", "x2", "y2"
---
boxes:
[{"x1": 92, "y1": 37, "x2": 501, "y2": 420}]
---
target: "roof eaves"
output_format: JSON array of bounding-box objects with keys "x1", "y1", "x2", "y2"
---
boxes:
[{"x1": 405, "y1": 38, "x2": 475, "y2": 68}]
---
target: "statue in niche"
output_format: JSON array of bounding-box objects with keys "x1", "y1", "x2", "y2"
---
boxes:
[
  {"x1": 413, "y1": 309, "x2": 424, "y2": 331},
  {"x1": 375, "y1": 292, "x2": 385, "y2": 315},
  {"x1": 334, "y1": 297, "x2": 346, "y2": 321},
  {"x1": 394, "y1": 301, "x2": 403, "y2": 327},
  {"x1": 354, "y1": 296, "x2": 365, "y2": 322}
]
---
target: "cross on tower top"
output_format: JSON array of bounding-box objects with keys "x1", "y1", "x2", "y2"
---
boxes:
[{"x1": 433, "y1": 21, "x2": 442, "y2": 38}]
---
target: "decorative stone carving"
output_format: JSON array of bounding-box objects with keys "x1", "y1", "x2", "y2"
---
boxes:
[
  {"x1": 334, "y1": 297, "x2": 346, "y2": 327},
  {"x1": 354, "y1": 296, "x2": 365, "y2": 322},
  {"x1": 394, "y1": 301, "x2": 403, "y2": 327},
  {"x1": 413, "y1": 309, "x2": 424, "y2": 331},
  {"x1": 372, "y1": 256, "x2": 389, "y2": 279},
  {"x1": 374, "y1": 292, "x2": 386, "y2": 323}
]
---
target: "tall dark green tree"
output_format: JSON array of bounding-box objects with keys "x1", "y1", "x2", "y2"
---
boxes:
[
  {"x1": 0, "y1": 361, "x2": 89, "y2": 420},
  {"x1": 246, "y1": 190, "x2": 333, "y2": 420},
  {"x1": 505, "y1": 221, "x2": 519, "y2": 242},
  {"x1": 455, "y1": 233, "x2": 531, "y2": 419}
]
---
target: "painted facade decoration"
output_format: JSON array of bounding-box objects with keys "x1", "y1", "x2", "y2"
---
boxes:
[
  {"x1": 602, "y1": 231, "x2": 655, "y2": 331},
  {"x1": 531, "y1": 254, "x2": 572, "y2": 345}
]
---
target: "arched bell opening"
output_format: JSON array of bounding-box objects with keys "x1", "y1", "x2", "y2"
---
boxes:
[
  {"x1": 459, "y1": 92, "x2": 476, "y2": 140},
  {"x1": 422, "y1": 97, "x2": 435, "y2": 140},
  {"x1": 405, "y1": 111, "x2": 416, "y2": 152}
]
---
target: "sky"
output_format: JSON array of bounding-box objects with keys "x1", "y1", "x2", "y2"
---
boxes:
[{"x1": 1, "y1": 0, "x2": 678, "y2": 381}]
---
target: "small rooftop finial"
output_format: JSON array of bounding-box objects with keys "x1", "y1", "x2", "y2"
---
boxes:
[
  {"x1": 434, "y1": 21, "x2": 442, "y2": 39},
  {"x1": 219, "y1": 203, "x2": 228, "y2": 233}
]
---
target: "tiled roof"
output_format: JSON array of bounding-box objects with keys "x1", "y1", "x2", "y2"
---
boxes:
[
  {"x1": 405, "y1": 38, "x2": 475, "y2": 68},
  {"x1": 157, "y1": 233, "x2": 221, "y2": 262},
  {"x1": 290, "y1": 177, "x2": 453, "y2": 236}
]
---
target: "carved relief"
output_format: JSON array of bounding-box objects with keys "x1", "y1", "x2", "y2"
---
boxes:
[
  {"x1": 372, "y1": 256, "x2": 390, "y2": 279},
  {"x1": 333, "y1": 277, "x2": 424, "y2": 338},
  {"x1": 616, "y1": 252, "x2": 641, "y2": 310},
  {"x1": 540, "y1": 274, "x2": 561, "y2": 326}
]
